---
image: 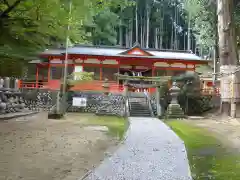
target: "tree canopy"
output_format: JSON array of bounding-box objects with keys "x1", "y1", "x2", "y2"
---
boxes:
[
  {"x1": 0, "y1": 0, "x2": 240, "y2": 73},
  {"x1": 0, "y1": 0, "x2": 129, "y2": 59}
]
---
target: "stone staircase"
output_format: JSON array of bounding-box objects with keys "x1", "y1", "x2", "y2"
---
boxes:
[{"x1": 128, "y1": 97, "x2": 152, "y2": 117}]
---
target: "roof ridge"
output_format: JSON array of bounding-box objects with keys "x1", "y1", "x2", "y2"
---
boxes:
[
  {"x1": 145, "y1": 48, "x2": 192, "y2": 53},
  {"x1": 74, "y1": 44, "x2": 193, "y2": 54},
  {"x1": 73, "y1": 44, "x2": 127, "y2": 50},
  {"x1": 45, "y1": 44, "x2": 194, "y2": 54}
]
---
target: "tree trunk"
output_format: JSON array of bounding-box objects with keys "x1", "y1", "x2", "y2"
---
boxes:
[
  {"x1": 171, "y1": 19, "x2": 174, "y2": 49},
  {"x1": 140, "y1": 16, "x2": 144, "y2": 47},
  {"x1": 146, "y1": 1, "x2": 150, "y2": 48},
  {"x1": 174, "y1": 4, "x2": 177, "y2": 50},
  {"x1": 135, "y1": 0, "x2": 138, "y2": 44},
  {"x1": 129, "y1": 20, "x2": 133, "y2": 47},
  {"x1": 159, "y1": 6, "x2": 164, "y2": 49},
  {"x1": 119, "y1": 22, "x2": 123, "y2": 47},
  {"x1": 183, "y1": 32, "x2": 186, "y2": 50},
  {"x1": 217, "y1": 0, "x2": 238, "y2": 117},
  {"x1": 143, "y1": 15, "x2": 146, "y2": 47},
  {"x1": 125, "y1": 21, "x2": 129, "y2": 48},
  {"x1": 155, "y1": 28, "x2": 158, "y2": 49},
  {"x1": 187, "y1": 13, "x2": 191, "y2": 50}
]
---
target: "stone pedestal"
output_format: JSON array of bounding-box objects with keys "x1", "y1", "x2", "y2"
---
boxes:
[{"x1": 165, "y1": 81, "x2": 185, "y2": 119}]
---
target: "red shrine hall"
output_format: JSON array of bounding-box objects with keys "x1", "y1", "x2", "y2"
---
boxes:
[{"x1": 20, "y1": 45, "x2": 209, "y2": 93}]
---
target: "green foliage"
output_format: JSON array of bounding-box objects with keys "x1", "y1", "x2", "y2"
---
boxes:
[
  {"x1": 0, "y1": 0, "x2": 130, "y2": 57},
  {"x1": 0, "y1": 0, "x2": 131, "y2": 76},
  {"x1": 183, "y1": 0, "x2": 240, "y2": 50},
  {"x1": 159, "y1": 82, "x2": 171, "y2": 113},
  {"x1": 0, "y1": 0, "x2": 94, "y2": 61},
  {"x1": 67, "y1": 71, "x2": 94, "y2": 85},
  {"x1": 91, "y1": 9, "x2": 120, "y2": 45},
  {"x1": 183, "y1": 0, "x2": 217, "y2": 48},
  {"x1": 0, "y1": 57, "x2": 25, "y2": 77},
  {"x1": 171, "y1": 72, "x2": 212, "y2": 115}
]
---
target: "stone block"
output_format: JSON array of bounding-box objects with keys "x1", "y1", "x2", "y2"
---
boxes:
[{"x1": 165, "y1": 103, "x2": 185, "y2": 119}]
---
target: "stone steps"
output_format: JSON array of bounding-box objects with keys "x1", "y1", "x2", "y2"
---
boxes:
[{"x1": 129, "y1": 98, "x2": 152, "y2": 117}]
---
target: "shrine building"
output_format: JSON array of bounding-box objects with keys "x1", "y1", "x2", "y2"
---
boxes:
[{"x1": 20, "y1": 44, "x2": 209, "y2": 93}]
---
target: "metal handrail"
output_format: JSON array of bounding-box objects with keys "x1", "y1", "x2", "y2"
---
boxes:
[
  {"x1": 125, "y1": 95, "x2": 130, "y2": 117},
  {"x1": 144, "y1": 91, "x2": 154, "y2": 117}
]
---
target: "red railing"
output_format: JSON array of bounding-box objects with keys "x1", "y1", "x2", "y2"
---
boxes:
[
  {"x1": 19, "y1": 81, "x2": 48, "y2": 89},
  {"x1": 19, "y1": 80, "x2": 221, "y2": 96},
  {"x1": 18, "y1": 80, "x2": 61, "y2": 90},
  {"x1": 70, "y1": 80, "x2": 124, "y2": 93}
]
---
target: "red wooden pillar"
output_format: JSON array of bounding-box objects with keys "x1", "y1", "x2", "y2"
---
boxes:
[
  {"x1": 152, "y1": 66, "x2": 155, "y2": 77},
  {"x1": 117, "y1": 59, "x2": 120, "y2": 85},
  {"x1": 100, "y1": 59, "x2": 103, "y2": 81},
  {"x1": 166, "y1": 62, "x2": 173, "y2": 76},
  {"x1": 82, "y1": 57, "x2": 86, "y2": 72},
  {"x1": 47, "y1": 63, "x2": 51, "y2": 82},
  {"x1": 36, "y1": 65, "x2": 39, "y2": 88}
]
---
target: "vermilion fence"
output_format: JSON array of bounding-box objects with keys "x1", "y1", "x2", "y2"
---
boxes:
[{"x1": 18, "y1": 80, "x2": 220, "y2": 96}]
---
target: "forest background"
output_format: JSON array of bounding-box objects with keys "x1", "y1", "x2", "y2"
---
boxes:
[{"x1": 0, "y1": 0, "x2": 239, "y2": 77}]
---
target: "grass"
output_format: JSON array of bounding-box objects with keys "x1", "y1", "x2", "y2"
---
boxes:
[
  {"x1": 83, "y1": 114, "x2": 128, "y2": 140},
  {"x1": 166, "y1": 120, "x2": 240, "y2": 180}
]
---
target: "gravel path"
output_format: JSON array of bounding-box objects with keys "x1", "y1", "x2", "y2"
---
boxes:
[{"x1": 84, "y1": 117, "x2": 192, "y2": 180}]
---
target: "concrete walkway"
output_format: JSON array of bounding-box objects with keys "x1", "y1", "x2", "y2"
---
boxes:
[{"x1": 84, "y1": 117, "x2": 192, "y2": 180}]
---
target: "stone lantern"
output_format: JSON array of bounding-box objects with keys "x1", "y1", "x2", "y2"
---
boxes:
[
  {"x1": 165, "y1": 81, "x2": 185, "y2": 119},
  {"x1": 4, "y1": 77, "x2": 10, "y2": 90},
  {"x1": 0, "y1": 78, "x2": 4, "y2": 89}
]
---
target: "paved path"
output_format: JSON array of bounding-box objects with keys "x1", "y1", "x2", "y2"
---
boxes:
[{"x1": 84, "y1": 117, "x2": 192, "y2": 180}]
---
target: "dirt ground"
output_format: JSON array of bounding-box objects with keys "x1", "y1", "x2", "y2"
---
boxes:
[
  {"x1": 0, "y1": 113, "x2": 118, "y2": 180},
  {"x1": 185, "y1": 115, "x2": 240, "y2": 152}
]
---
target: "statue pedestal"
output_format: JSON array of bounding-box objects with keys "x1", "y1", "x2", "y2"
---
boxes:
[{"x1": 165, "y1": 103, "x2": 185, "y2": 119}]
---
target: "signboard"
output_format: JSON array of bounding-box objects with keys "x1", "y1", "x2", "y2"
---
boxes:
[{"x1": 72, "y1": 97, "x2": 87, "y2": 107}]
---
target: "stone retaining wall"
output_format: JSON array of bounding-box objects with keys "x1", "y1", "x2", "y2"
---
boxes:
[
  {"x1": 21, "y1": 89, "x2": 126, "y2": 116},
  {"x1": 67, "y1": 92, "x2": 125, "y2": 116}
]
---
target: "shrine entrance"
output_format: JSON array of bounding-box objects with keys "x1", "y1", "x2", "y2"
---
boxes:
[
  {"x1": 118, "y1": 67, "x2": 153, "y2": 91},
  {"x1": 114, "y1": 73, "x2": 171, "y2": 117}
]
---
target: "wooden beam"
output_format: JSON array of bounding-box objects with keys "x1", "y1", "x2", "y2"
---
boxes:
[
  {"x1": 100, "y1": 61, "x2": 103, "y2": 81},
  {"x1": 36, "y1": 65, "x2": 39, "y2": 88},
  {"x1": 68, "y1": 54, "x2": 209, "y2": 64},
  {"x1": 152, "y1": 66, "x2": 155, "y2": 77},
  {"x1": 114, "y1": 73, "x2": 171, "y2": 82},
  {"x1": 47, "y1": 64, "x2": 51, "y2": 82}
]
